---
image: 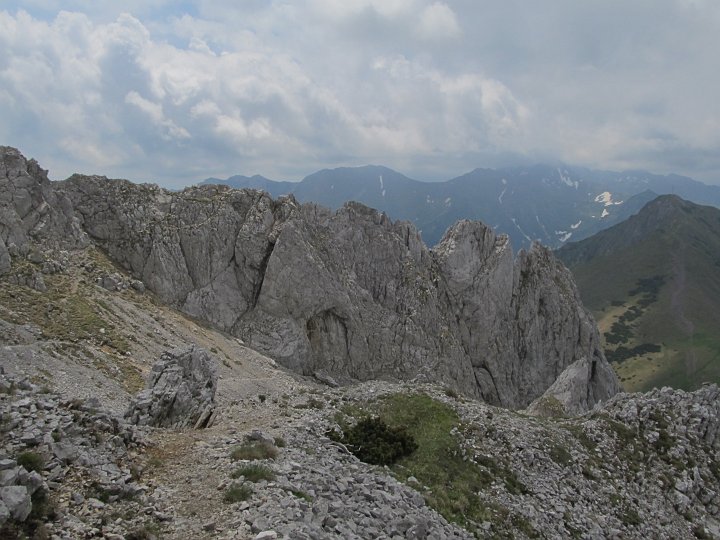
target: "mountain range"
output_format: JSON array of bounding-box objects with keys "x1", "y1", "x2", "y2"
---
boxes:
[
  {"x1": 0, "y1": 146, "x2": 617, "y2": 412},
  {"x1": 2, "y1": 146, "x2": 720, "y2": 539},
  {"x1": 557, "y1": 194, "x2": 720, "y2": 392},
  {"x1": 203, "y1": 165, "x2": 720, "y2": 250}
]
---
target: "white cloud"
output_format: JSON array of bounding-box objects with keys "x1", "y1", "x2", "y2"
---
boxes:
[
  {"x1": 125, "y1": 91, "x2": 190, "y2": 140},
  {"x1": 416, "y1": 3, "x2": 461, "y2": 40},
  {"x1": 0, "y1": 2, "x2": 719, "y2": 185}
]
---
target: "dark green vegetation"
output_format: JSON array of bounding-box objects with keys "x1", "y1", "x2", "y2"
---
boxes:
[
  {"x1": 558, "y1": 195, "x2": 720, "y2": 392},
  {"x1": 0, "y1": 485, "x2": 55, "y2": 540},
  {"x1": 17, "y1": 451, "x2": 45, "y2": 473},
  {"x1": 334, "y1": 393, "x2": 534, "y2": 537},
  {"x1": 329, "y1": 416, "x2": 417, "y2": 465}
]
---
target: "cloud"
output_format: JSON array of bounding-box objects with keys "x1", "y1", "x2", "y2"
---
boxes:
[
  {"x1": 416, "y1": 3, "x2": 461, "y2": 40},
  {"x1": 0, "y1": 1, "x2": 719, "y2": 186}
]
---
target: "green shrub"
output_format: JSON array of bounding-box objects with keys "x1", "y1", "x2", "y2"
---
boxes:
[
  {"x1": 273, "y1": 436, "x2": 286, "y2": 448},
  {"x1": 17, "y1": 451, "x2": 45, "y2": 473},
  {"x1": 693, "y1": 524, "x2": 713, "y2": 539},
  {"x1": 230, "y1": 441, "x2": 278, "y2": 461},
  {"x1": 549, "y1": 444, "x2": 572, "y2": 466},
  {"x1": 223, "y1": 484, "x2": 253, "y2": 504},
  {"x1": 290, "y1": 489, "x2": 313, "y2": 502},
  {"x1": 231, "y1": 464, "x2": 275, "y2": 482},
  {"x1": 329, "y1": 416, "x2": 417, "y2": 466}
]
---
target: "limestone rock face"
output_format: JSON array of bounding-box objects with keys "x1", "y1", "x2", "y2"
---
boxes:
[
  {"x1": 1, "y1": 146, "x2": 619, "y2": 410},
  {"x1": 0, "y1": 146, "x2": 88, "y2": 274},
  {"x1": 526, "y1": 356, "x2": 620, "y2": 416},
  {"x1": 125, "y1": 346, "x2": 218, "y2": 428}
]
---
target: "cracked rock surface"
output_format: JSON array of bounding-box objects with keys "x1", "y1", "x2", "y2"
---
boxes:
[{"x1": 1, "y1": 146, "x2": 618, "y2": 410}]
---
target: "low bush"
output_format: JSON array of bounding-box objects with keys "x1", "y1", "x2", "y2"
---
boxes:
[
  {"x1": 230, "y1": 441, "x2": 278, "y2": 461},
  {"x1": 223, "y1": 484, "x2": 253, "y2": 504},
  {"x1": 17, "y1": 451, "x2": 45, "y2": 473},
  {"x1": 329, "y1": 416, "x2": 417, "y2": 466},
  {"x1": 231, "y1": 464, "x2": 275, "y2": 482}
]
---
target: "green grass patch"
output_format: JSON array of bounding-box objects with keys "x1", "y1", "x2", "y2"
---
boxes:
[
  {"x1": 17, "y1": 451, "x2": 45, "y2": 473},
  {"x1": 548, "y1": 444, "x2": 573, "y2": 466},
  {"x1": 0, "y1": 273, "x2": 129, "y2": 354},
  {"x1": 230, "y1": 441, "x2": 278, "y2": 461},
  {"x1": 341, "y1": 393, "x2": 525, "y2": 534},
  {"x1": 230, "y1": 464, "x2": 275, "y2": 482},
  {"x1": 223, "y1": 484, "x2": 253, "y2": 504}
]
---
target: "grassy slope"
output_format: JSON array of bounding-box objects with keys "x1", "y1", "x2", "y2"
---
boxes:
[{"x1": 559, "y1": 196, "x2": 720, "y2": 392}]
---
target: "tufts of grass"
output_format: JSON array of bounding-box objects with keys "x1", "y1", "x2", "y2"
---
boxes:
[
  {"x1": 273, "y1": 436, "x2": 286, "y2": 448},
  {"x1": 17, "y1": 451, "x2": 45, "y2": 473},
  {"x1": 230, "y1": 464, "x2": 275, "y2": 482},
  {"x1": 223, "y1": 484, "x2": 253, "y2": 504},
  {"x1": 290, "y1": 489, "x2": 314, "y2": 502},
  {"x1": 294, "y1": 397, "x2": 325, "y2": 409},
  {"x1": 230, "y1": 441, "x2": 278, "y2": 461}
]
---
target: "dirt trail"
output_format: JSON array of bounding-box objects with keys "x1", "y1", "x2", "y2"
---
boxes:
[{"x1": 141, "y1": 340, "x2": 311, "y2": 539}]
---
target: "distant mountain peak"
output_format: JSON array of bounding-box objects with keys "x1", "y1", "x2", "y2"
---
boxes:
[
  {"x1": 201, "y1": 164, "x2": 720, "y2": 251},
  {"x1": 557, "y1": 194, "x2": 720, "y2": 392}
]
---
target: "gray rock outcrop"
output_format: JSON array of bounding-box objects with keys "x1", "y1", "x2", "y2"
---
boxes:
[
  {"x1": 125, "y1": 346, "x2": 218, "y2": 429},
  {"x1": 526, "y1": 355, "x2": 619, "y2": 416},
  {"x1": 1, "y1": 147, "x2": 619, "y2": 410},
  {"x1": 0, "y1": 146, "x2": 88, "y2": 273}
]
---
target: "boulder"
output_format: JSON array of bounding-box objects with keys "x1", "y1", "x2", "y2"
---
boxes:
[
  {"x1": 125, "y1": 346, "x2": 217, "y2": 428},
  {"x1": 0, "y1": 485, "x2": 31, "y2": 522},
  {"x1": 526, "y1": 356, "x2": 620, "y2": 416}
]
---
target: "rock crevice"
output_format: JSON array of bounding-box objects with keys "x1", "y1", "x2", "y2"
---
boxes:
[{"x1": 0, "y1": 147, "x2": 619, "y2": 410}]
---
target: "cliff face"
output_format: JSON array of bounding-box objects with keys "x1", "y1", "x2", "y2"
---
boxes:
[{"x1": 0, "y1": 147, "x2": 619, "y2": 409}]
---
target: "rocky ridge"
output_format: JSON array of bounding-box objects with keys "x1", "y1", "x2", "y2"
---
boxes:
[
  {"x1": 0, "y1": 146, "x2": 618, "y2": 411},
  {"x1": 0, "y1": 145, "x2": 718, "y2": 538}
]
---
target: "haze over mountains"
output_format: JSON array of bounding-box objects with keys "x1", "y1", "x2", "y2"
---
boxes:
[
  {"x1": 203, "y1": 165, "x2": 720, "y2": 250},
  {"x1": 557, "y1": 195, "x2": 720, "y2": 393}
]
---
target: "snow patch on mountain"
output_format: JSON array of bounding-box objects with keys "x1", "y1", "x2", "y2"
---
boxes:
[
  {"x1": 555, "y1": 231, "x2": 573, "y2": 242},
  {"x1": 594, "y1": 191, "x2": 624, "y2": 206},
  {"x1": 571, "y1": 220, "x2": 582, "y2": 229},
  {"x1": 557, "y1": 168, "x2": 579, "y2": 189}
]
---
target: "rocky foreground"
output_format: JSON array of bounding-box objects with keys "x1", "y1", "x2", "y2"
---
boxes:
[{"x1": 2, "y1": 360, "x2": 719, "y2": 539}]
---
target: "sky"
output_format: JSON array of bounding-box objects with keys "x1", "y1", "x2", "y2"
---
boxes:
[{"x1": 1, "y1": 1, "x2": 719, "y2": 188}]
